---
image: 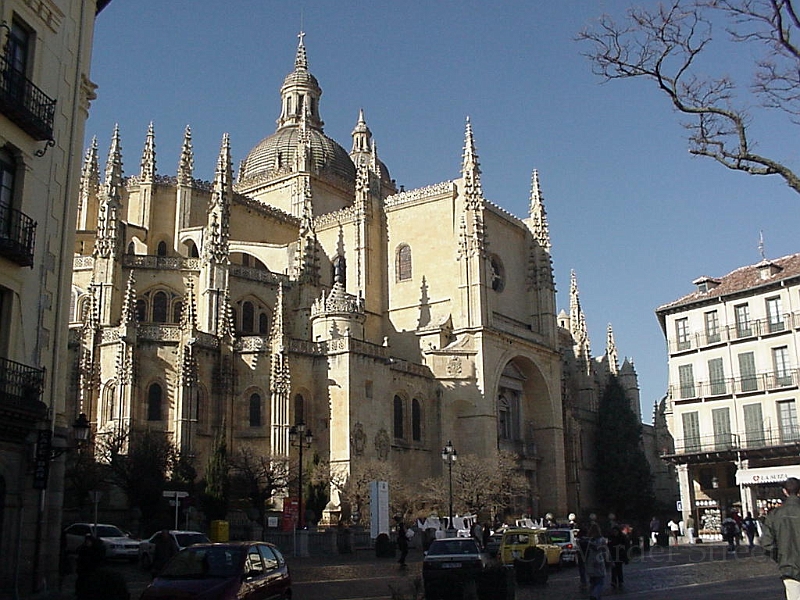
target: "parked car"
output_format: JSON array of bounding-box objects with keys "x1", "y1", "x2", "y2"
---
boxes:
[
  {"x1": 139, "y1": 541, "x2": 291, "y2": 600},
  {"x1": 62, "y1": 522, "x2": 140, "y2": 561},
  {"x1": 499, "y1": 527, "x2": 561, "y2": 568},
  {"x1": 138, "y1": 530, "x2": 210, "y2": 570},
  {"x1": 545, "y1": 528, "x2": 579, "y2": 565},
  {"x1": 422, "y1": 537, "x2": 514, "y2": 600}
]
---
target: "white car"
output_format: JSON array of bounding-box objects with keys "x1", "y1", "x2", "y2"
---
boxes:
[
  {"x1": 138, "y1": 530, "x2": 209, "y2": 569},
  {"x1": 63, "y1": 522, "x2": 140, "y2": 561}
]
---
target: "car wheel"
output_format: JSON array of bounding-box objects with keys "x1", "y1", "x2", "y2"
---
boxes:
[{"x1": 140, "y1": 554, "x2": 151, "y2": 570}]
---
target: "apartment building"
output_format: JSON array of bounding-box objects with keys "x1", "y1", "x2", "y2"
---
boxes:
[
  {"x1": 0, "y1": 1, "x2": 107, "y2": 594},
  {"x1": 657, "y1": 253, "x2": 800, "y2": 537}
]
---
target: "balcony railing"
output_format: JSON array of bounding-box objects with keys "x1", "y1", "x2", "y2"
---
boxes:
[
  {"x1": 0, "y1": 205, "x2": 36, "y2": 266},
  {"x1": 669, "y1": 312, "x2": 797, "y2": 354},
  {"x1": 670, "y1": 369, "x2": 799, "y2": 400},
  {"x1": 669, "y1": 428, "x2": 800, "y2": 456},
  {"x1": 0, "y1": 54, "x2": 55, "y2": 141},
  {"x1": 0, "y1": 356, "x2": 45, "y2": 407}
]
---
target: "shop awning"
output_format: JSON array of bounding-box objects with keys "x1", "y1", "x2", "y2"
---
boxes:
[{"x1": 736, "y1": 465, "x2": 800, "y2": 486}]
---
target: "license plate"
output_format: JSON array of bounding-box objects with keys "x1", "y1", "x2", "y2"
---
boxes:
[{"x1": 442, "y1": 562, "x2": 462, "y2": 568}]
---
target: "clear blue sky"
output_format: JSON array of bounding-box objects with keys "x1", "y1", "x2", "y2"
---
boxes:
[{"x1": 86, "y1": 1, "x2": 799, "y2": 420}]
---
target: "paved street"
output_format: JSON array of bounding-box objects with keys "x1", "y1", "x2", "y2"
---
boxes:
[{"x1": 50, "y1": 542, "x2": 786, "y2": 600}]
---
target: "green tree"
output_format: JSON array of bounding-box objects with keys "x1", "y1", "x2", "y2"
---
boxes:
[
  {"x1": 201, "y1": 428, "x2": 229, "y2": 522},
  {"x1": 595, "y1": 375, "x2": 656, "y2": 524},
  {"x1": 578, "y1": 0, "x2": 800, "y2": 194}
]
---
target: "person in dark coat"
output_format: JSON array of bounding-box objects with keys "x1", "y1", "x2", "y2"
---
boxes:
[
  {"x1": 482, "y1": 521, "x2": 491, "y2": 549},
  {"x1": 607, "y1": 525, "x2": 630, "y2": 588},
  {"x1": 151, "y1": 529, "x2": 177, "y2": 576},
  {"x1": 75, "y1": 534, "x2": 104, "y2": 599},
  {"x1": 396, "y1": 518, "x2": 409, "y2": 567}
]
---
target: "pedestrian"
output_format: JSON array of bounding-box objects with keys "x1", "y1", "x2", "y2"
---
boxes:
[
  {"x1": 482, "y1": 521, "x2": 491, "y2": 550},
  {"x1": 721, "y1": 512, "x2": 739, "y2": 552},
  {"x1": 762, "y1": 477, "x2": 800, "y2": 600},
  {"x1": 742, "y1": 511, "x2": 758, "y2": 550},
  {"x1": 685, "y1": 515, "x2": 696, "y2": 544},
  {"x1": 667, "y1": 517, "x2": 680, "y2": 546},
  {"x1": 576, "y1": 522, "x2": 589, "y2": 590},
  {"x1": 607, "y1": 525, "x2": 629, "y2": 589},
  {"x1": 151, "y1": 529, "x2": 177, "y2": 576},
  {"x1": 396, "y1": 518, "x2": 409, "y2": 567},
  {"x1": 585, "y1": 522, "x2": 611, "y2": 600},
  {"x1": 649, "y1": 516, "x2": 660, "y2": 546},
  {"x1": 75, "y1": 533, "x2": 104, "y2": 599}
]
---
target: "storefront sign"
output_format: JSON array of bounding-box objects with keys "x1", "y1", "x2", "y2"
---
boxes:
[{"x1": 736, "y1": 465, "x2": 800, "y2": 486}]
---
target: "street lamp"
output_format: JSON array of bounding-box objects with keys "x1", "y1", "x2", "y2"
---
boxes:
[
  {"x1": 441, "y1": 440, "x2": 457, "y2": 533},
  {"x1": 289, "y1": 421, "x2": 313, "y2": 529}
]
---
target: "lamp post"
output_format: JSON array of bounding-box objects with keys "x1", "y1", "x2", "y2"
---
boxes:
[
  {"x1": 441, "y1": 440, "x2": 457, "y2": 533},
  {"x1": 289, "y1": 421, "x2": 313, "y2": 529}
]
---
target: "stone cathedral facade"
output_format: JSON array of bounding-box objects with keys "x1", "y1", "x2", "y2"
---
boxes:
[{"x1": 68, "y1": 35, "x2": 643, "y2": 521}]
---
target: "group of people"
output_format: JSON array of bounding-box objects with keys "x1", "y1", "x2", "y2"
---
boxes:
[{"x1": 574, "y1": 514, "x2": 631, "y2": 600}]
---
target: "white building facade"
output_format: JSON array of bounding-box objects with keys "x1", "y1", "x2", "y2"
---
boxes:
[{"x1": 657, "y1": 254, "x2": 800, "y2": 536}]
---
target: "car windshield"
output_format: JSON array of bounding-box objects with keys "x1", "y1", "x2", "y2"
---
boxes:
[
  {"x1": 427, "y1": 539, "x2": 480, "y2": 556},
  {"x1": 161, "y1": 547, "x2": 243, "y2": 579},
  {"x1": 94, "y1": 525, "x2": 125, "y2": 538},
  {"x1": 547, "y1": 531, "x2": 571, "y2": 543},
  {"x1": 175, "y1": 533, "x2": 209, "y2": 548}
]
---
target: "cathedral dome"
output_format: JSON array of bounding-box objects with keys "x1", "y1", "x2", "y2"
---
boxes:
[{"x1": 240, "y1": 127, "x2": 355, "y2": 184}]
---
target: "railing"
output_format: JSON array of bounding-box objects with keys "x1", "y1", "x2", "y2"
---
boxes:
[
  {"x1": 670, "y1": 428, "x2": 800, "y2": 455},
  {"x1": 669, "y1": 313, "x2": 795, "y2": 354},
  {"x1": 0, "y1": 356, "x2": 45, "y2": 407},
  {"x1": 122, "y1": 255, "x2": 201, "y2": 270},
  {"x1": 0, "y1": 54, "x2": 55, "y2": 141},
  {"x1": 0, "y1": 205, "x2": 35, "y2": 266},
  {"x1": 670, "y1": 369, "x2": 799, "y2": 400}
]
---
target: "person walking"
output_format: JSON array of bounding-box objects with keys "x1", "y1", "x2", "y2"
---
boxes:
[
  {"x1": 721, "y1": 512, "x2": 739, "y2": 553},
  {"x1": 75, "y1": 534, "x2": 104, "y2": 599},
  {"x1": 396, "y1": 518, "x2": 409, "y2": 567},
  {"x1": 649, "y1": 516, "x2": 660, "y2": 546},
  {"x1": 151, "y1": 529, "x2": 177, "y2": 577},
  {"x1": 762, "y1": 477, "x2": 800, "y2": 600},
  {"x1": 607, "y1": 525, "x2": 629, "y2": 589},
  {"x1": 667, "y1": 517, "x2": 681, "y2": 546},
  {"x1": 576, "y1": 522, "x2": 589, "y2": 590},
  {"x1": 685, "y1": 515, "x2": 696, "y2": 544},
  {"x1": 585, "y1": 522, "x2": 611, "y2": 600},
  {"x1": 742, "y1": 511, "x2": 758, "y2": 550}
]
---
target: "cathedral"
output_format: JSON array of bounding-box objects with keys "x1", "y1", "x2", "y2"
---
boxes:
[{"x1": 69, "y1": 33, "x2": 643, "y2": 521}]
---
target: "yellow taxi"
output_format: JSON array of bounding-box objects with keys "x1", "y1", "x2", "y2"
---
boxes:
[{"x1": 498, "y1": 527, "x2": 562, "y2": 567}]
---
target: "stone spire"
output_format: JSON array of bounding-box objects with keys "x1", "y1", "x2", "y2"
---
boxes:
[
  {"x1": 120, "y1": 271, "x2": 137, "y2": 326},
  {"x1": 295, "y1": 30, "x2": 308, "y2": 70},
  {"x1": 140, "y1": 121, "x2": 156, "y2": 181},
  {"x1": 461, "y1": 117, "x2": 483, "y2": 210},
  {"x1": 177, "y1": 125, "x2": 193, "y2": 186},
  {"x1": 77, "y1": 136, "x2": 100, "y2": 230},
  {"x1": 203, "y1": 134, "x2": 232, "y2": 263},
  {"x1": 529, "y1": 170, "x2": 551, "y2": 252},
  {"x1": 351, "y1": 108, "x2": 372, "y2": 154},
  {"x1": 180, "y1": 278, "x2": 198, "y2": 331},
  {"x1": 94, "y1": 125, "x2": 124, "y2": 260},
  {"x1": 606, "y1": 322, "x2": 618, "y2": 375},
  {"x1": 569, "y1": 270, "x2": 592, "y2": 374}
]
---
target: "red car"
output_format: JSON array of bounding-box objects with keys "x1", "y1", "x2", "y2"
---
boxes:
[{"x1": 139, "y1": 541, "x2": 291, "y2": 600}]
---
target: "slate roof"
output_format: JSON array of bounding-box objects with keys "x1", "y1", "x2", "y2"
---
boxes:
[{"x1": 657, "y1": 252, "x2": 800, "y2": 313}]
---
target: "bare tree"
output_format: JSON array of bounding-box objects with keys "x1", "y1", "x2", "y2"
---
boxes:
[
  {"x1": 577, "y1": 0, "x2": 800, "y2": 194},
  {"x1": 228, "y1": 445, "x2": 290, "y2": 525}
]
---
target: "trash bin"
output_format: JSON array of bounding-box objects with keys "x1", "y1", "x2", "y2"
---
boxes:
[{"x1": 210, "y1": 520, "x2": 229, "y2": 542}]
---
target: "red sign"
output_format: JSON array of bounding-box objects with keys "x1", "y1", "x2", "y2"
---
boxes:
[{"x1": 282, "y1": 497, "x2": 299, "y2": 532}]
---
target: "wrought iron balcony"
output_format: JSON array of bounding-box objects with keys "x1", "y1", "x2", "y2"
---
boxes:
[
  {"x1": 666, "y1": 428, "x2": 800, "y2": 459},
  {"x1": 669, "y1": 369, "x2": 799, "y2": 401},
  {"x1": 0, "y1": 204, "x2": 36, "y2": 266},
  {"x1": 0, "y1": 356, "x2": 46, "y2": 443},
  {"x1": 0, "y1": 53, "x2": 55, "y2": 141},
  {"x1": 668, "y1": 312, "x2": 796, "y2": 354}
]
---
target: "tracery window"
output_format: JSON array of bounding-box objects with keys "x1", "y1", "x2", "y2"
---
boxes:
[
  {"x1": 294, "y1": 394, "x2": 305, "y2": 424},
  {"x1": 135, "y1": 299, "x2": 146, "y2": 322},
  {"x1": 152, "y1": 291, "x2": 168, "y2": 323},
  {"x1": 157, "y1": 241, "x2": 168, "y2": 256},
  {"x1": 396, "y1": 245, "x2": 412, "y2": 282},
  {"x1": 242, "y1": 301, "x2": 255, "y2": 333}
]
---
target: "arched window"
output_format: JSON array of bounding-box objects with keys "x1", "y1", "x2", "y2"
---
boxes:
[
  {"x1": 103, "y1": 384, "x2": 115, "y2": 423},
  {"x1": 242, "y1": 301, "x2": 254, "y2": 333},
  {"x1": 393, "y1": 395, "x2": 404, "y2": 439},
  {"x1": 135, "y1": 298, "x2": 147, "y2": 322},
  {"x1": 147, "y1": 383, "x2": 163, "y2": 421},
  {"x1": 157, "y1": 241, "x2": 168, "y2": 256},
  {"x1": 396, "y1": 245, "x2": 412, "y2": 282},
  {"x1": 249, "y1": 393, "x2": 261, "y2": 427},
  {"x1": 172, "y1": 301, "x2": 182, "y2": 324},
  {"x1": 294, "y1": 394, "x2": 305, "y2": 424},
  {"x1": 259, "y1": 313, "x2": 268, "y2": 335},
  {"x1": 127, "y1": 241, "x2": 135, "y2": 254},
  {"x1": 188, "y1": 241, "x2": 199, "y2": 258},
  {"x1": 152, "y1": 291, "x2": 168, "y2": 323},
  {"x1": 490, "y1": 255, "x2": 505, "y2": 292},
  {"x1": 412, "y1": 398, "x2": 422, "y2": 442}
]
